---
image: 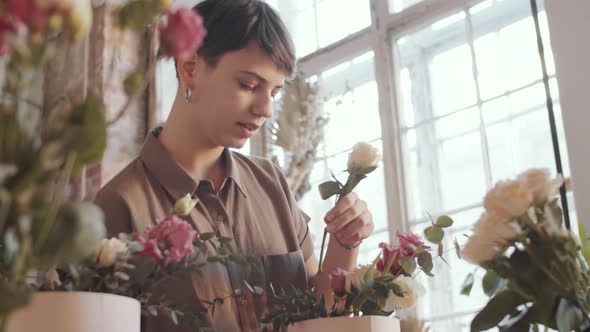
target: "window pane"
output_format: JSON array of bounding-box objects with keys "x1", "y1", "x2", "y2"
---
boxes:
[
  {"x1": 411, "y1": 208, "x2": 488, "y2": 328},
  {"x1": 395, "y1": 10, "x2": 476, "y2": 119},
  {"x1": 471, "y1": 0, "x2": 557, "y2": 100},
  {"x1": 439, "y1": 131, "x2": 486, "y2": 211},
  {"x1": 316, "y1": 0, "x2": 371, "y2": 48},
  {"x1": 393, "y1": 0, "x2": 571, "y2": 329},
  {"x1": 430, "y1": 45, "x2": 476, "y2": 116},
  {"x1": 272, "y1": 0, "x2": 371, "y2": 57},
  {"x1": 320, "y1": 53, "x2": 380, "y2": 156},
  {"x1": 389, "y1": 0, "x2": 423, "y2": 13}
]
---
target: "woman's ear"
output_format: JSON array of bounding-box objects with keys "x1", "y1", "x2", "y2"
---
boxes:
[{"x1": 177, "y1": 54, "x2": 201, "y2": 86}]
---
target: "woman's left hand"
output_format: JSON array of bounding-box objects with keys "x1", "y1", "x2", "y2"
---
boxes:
[{"x1": 323, "y1": 192, "x2": 374, "y2": 247}]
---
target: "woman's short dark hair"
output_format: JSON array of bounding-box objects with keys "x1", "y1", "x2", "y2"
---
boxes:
[{"x1": 176, "y1": 0, "x2": 296, "y2": 77}]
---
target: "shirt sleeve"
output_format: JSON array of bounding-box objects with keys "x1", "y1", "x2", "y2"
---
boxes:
[{"x1": 93, "y1": 188, "x2": 134, "y2": 238}]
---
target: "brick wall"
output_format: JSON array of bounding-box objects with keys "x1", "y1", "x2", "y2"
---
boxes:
[{"x1": 84, "y1": 3, "x2": 152, "y2": 199}]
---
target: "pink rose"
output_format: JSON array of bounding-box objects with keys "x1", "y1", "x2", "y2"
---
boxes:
[
  {"x1": 376, "y1": 243, "x2": 404, "y2": 275},
  {"x1": 158, "y1": 7, "x2": 206, "y2": 59},
  {"x1": 397, "y1": 230, "x2": 429, "y2": 255},
  {"x1": 136, "y1": 215, "x2": 197, "y2": 267},
  {"x1": 7, "y1": 0, "x2": 46, "y2": 31},
  {"x1": 329, "y1": 268, "x2": 347, "y2": 294},
  {"x1": 136, "y1": 236, "x2": 164, "y2": 263}
]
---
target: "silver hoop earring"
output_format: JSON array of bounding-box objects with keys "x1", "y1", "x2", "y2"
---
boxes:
[{"x1": 185, "y1": 87, "x2": 192, "y2": 103}]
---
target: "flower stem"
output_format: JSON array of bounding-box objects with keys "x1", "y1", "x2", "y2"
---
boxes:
[{"x1": 318, "y1": 229, "x2": 328, "y2": 274}]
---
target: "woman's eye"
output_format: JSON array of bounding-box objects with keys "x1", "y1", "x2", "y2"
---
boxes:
[{"x1": 240, "y1": 82, "x2": 255, "y2": 91}]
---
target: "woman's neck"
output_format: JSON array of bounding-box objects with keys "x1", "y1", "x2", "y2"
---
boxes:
[{"x1": 159, "y1": 112, "x2": 226, "y2": 187}]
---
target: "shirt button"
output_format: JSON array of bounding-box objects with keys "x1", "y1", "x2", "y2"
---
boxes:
[
  {"x1": 240, "y1": 298, "x2": 248, "y2": 305},
  {"x1": 216, "y1": 215, "x2": 224, "y2": 222}
]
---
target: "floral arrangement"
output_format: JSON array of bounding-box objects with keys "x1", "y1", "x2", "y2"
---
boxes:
[
  {"x1": 0, "y1": 0, "x2": 206, "y2": 326},
  {"x1": 461, "y1": 169, "x2": 590, "y2": 331},
  {"x1": 255, "y1": 223, "x2": 453, "y2": 332},
  {"x1": 247, "y1": 141, "x2": 454, "y2": 331},
  {"x1": 34, "y1": 194, "x2": 256, "y2": 329}
]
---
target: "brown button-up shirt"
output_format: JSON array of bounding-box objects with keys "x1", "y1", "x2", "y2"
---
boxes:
[{"x1": 94, "y1": 128, "x2": 314, "y2": 332}]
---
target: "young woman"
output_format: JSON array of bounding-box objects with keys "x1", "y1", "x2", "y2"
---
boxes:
[{"x1": 95, "y1": 1, "x2": 375, "y2": 331}]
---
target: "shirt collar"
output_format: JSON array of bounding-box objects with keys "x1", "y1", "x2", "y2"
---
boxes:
[{"x1": 139, "y1": 127, "x2": 248, "y2": 200}]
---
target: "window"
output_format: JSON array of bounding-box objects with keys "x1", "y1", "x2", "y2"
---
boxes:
[
  {"x1": 267, "y1": 0, "x2": 372, "y2": 57},
  {"x1": 155, "y1": 0, "x2": 575, "y2": 328},
  {"x1": 394, "y1": 0, "x2": 574, "y2": 329}
]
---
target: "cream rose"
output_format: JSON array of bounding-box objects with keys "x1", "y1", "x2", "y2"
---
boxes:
[
  {"x1": 388, "y1": 276, "x2": 425, "y2": 310},
  {"x1": 347, "y1": 142, "x2": 381, "y2": 173},
  {"x1": 173, "y1": 193, "x2": 199, "y2": 217},
  {"x1": 65, "y1": 0, "x2": 92, "y2": 41},
  {"x1": 344, "y1": 264, "x2": 372, "y2": 293},
  {"x1": 462, "y1": 213, "x2": 521, "y2": 264},
  {"x1": 96, "y1": 238, "x2": 129, "y2": 268},
  {"x1": 518, "y1": 169, "x2": 563, "y2": 206},
  {"x1": 484, "y1": 180, "x2": 532, "y2": 219}
]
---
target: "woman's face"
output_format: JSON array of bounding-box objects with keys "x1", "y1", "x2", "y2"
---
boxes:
[{"x1": 185, "y1": 42, "x2": 286, "y2": 149}]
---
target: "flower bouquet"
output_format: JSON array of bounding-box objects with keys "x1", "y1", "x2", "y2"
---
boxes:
[
  {"x1": 243, "y1": 142, "x2": 454, "y2": 331},
  {"x1": 0, "y1": 0, "x2": 208, "y2": 329},
  {"x1": 251, "y1": 225, "x2": 453, "y2": 332},
  {"x1": 6, "y1": 193, "x2": 257, "y2": 332},
  {"x1": 461, "y1": 169, "x2": 590, "y2": 331}
]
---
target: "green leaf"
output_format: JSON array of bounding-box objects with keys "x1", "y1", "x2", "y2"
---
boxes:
[
  {"x1": 219, "y1": 236, "x2": 233, "y2": 245},
  {"x1": 482, "y1": 269, "x2": 503, "y2": 297},
  {"x1": 577, "y1": 219, "x2": 590, "y2": 266},
  {"x1": 243, "y1": 280, "x2": 255, "y2": 294},
  {"x1": 398, "y1": 256, "x2": 416, "y2": 274},
  {"x1": 556, "y1": 298, "x2": 584, "y2": 332},
  {"x1": 318, "y1": 181, "x2": 341, "y2": 200},
  {"x1": 417, "y1": 251, "x2": 433, "y2": 273},
  {"x1": 233, "y1": 289, "x2": 244, "y2": 298},
  {"x1": 436, "y1": 215, "x2": 454, "y2": 228},
  {"x1": 123, "y1": 68, "x2": 145, "y2": 96},
  {"x1": 170, "y1": 310, "x2": 179, "y2": 325},
  {"x1": 147, "y1": 306, "x2": 158, "y2": 316},
  {"x1": 358, "y1": 165, "x2": 378, "y2": 175},
  {"x1": 461, "y1": 273, "x2": 474, "y2": 296},
  {"x1": 63, "y1": 91, "x2": 108, "y2": 174},
  {"x1": 471, "y1": 290, "x2": 528, "y2": 331},
  {"x1": 253, "y1": 286, "x2": 265, "y2": 296},
  {"x1": 424, "y1": 225, "x2": 444, "y2": 244},
  {"x1": 199, "y1": 232, "x2": 215, "y2": 241}
]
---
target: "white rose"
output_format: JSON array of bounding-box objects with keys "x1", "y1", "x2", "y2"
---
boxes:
[
  {"x1": 345, "y1": 264, "x2": 372, "y2": 293},
  {"x1": 484, "y1": 180, "x2": 532, "y2": 219},
  {"x1": 382, "y1": 290, "x2": 397, "y2": 312},
  {"x1": 518, "y1": 169, "x2": 563, "y2": 206},
  {"x1": 388, "y1": 276, "x2": 425, "y2": 310},
  {"x1": 347, "y1": 142, "x2": 381, "y2": 173},
  {"x1": 72, "y1": 202, "x2": 106, "y2": 259},
  {"x1": 462, "y1": 213, "x2": 521, "y2": 264},
  {"x1": 173, "y1": 193, "x2": 199, "y2": 216},
  {"x1": 96, "y1": 238, "x2": 129, "y2": 268},
  {"x1": 462, "y1": 233, "x2": 499, "y2": 265},
  {"x1": 473, "y1": 212, "x2": 523, "y2": 242}
]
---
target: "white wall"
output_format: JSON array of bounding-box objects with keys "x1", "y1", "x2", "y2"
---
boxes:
[{"x1": 545, "y1": 0, "x2": 590, "y2": 231}]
